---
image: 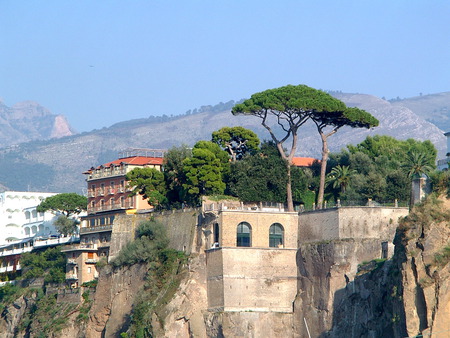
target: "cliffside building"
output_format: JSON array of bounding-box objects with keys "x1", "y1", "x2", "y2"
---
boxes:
[
  {"x1": 0, "y1": 191, "x2": 78, "y2": 282},
  {"x1": 201, "y1": 199, "x2": 408, "y2": 314},
  {"x1": 62, "y1": 149, "x2": 164, "y2": 287}
]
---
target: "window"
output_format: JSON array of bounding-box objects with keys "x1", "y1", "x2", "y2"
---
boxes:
[
  {"x1": 237, "y1": 222, "x2": 251, "y2": 247},
  {"x1": 88, "y1": 267, "x2": 91, "y2": 274},
  {"x1": 214, "y1": 223, "x2": 220, "y2": 244},
  {"x1": 88, "y1": 252, "x2": 94, "y2": 259},
  {"x1": 381, "y1": 242, "x2": 388, "y2": 259},
  {"x1": 269, "y1": 223, "x2": 284, "y2": 248}
]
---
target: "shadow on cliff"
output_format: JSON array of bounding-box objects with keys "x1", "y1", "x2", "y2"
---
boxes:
[
  {"x1": 294, "y1": 231, "x2": 413, "y2": 337},
  {"x1": 318, "y1": 234, "x2": 410, "y2": 337}
]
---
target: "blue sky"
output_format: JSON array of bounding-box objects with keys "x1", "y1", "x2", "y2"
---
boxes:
[{"x1": 1, "y1": 1, "x2": 449, "y2": 132}]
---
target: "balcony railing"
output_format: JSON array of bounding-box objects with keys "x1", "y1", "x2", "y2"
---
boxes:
[
  {"x1": 0, "y1": 246, "x2": 33, "y2": 257},
  {"x1": 61, "y1": 243, "x2": 97, "y2": 252},
  {"x1": 0, "y1": 266, "x2": 15, "y2": 273},
  {"x1": 87, "y1": 168, "x2": 128, "y2": 180},
  {"x1": 80, "y1": 224, "x2": 113, "y2": 234},
  {"x1": 66, "y1": 274, "x2": 78, "y2": 280},
  {"x1": 85, "y1": 258, "x2": 98, "y2": 264},
  {"x1": 88, "y1": 202, "x2": 134, "y2": 214},
  {"x1": 67, "y1": 258, "x2": 77, "y2": 264}
]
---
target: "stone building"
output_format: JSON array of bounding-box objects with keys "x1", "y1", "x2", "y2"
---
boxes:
[
  {"x1": 200, "y1": 199, "x2": 409, "y2": 316},
  {"x1": 203, "y1": 200, "x2": 299, "y2": 312}
]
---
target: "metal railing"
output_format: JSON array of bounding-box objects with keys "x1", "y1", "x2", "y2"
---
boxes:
[
  {"x1": 88, "y1": 202, "x2": 134, "y2": 213},
  {"x1": 80, "y1": 224, "x2": 113, "y2": 234},
  {"x1": 299, "y1": 199, "x2": 409, "y2": 212},
  {"x1": 203, "y1": 201, "x2": 286, "y2": 213},
  {"x1": 61, "y1": 243, "x2": 97, "y2": 252},
  {"x1": 87, "y1": 168, "x2": 128, "y2": 180}
]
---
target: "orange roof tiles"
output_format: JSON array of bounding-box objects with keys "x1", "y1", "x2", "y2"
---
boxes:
[
  {"x1": 292, "y1": 157, "x2": 320, "y2": 167},
  {"x1": 85, "y1": 156, "x2": 164, "y2": 173}
]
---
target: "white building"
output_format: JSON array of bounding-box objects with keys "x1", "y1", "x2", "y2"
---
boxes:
[{"x1": 0, "y1": 191, "x2": 58, "y2": 246}]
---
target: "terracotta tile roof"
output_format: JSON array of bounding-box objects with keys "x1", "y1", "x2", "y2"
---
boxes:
[
  {"x1": 292, "y1": 157, "x2": 320, "y2": 167},
  {"x1": 84, "y1": 156, "x2": 163, "y2": 173}
]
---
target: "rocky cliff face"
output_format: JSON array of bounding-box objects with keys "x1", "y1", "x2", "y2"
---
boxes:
[
  {"x1": 2, "y1": 199, "x2": 450, "y2": 337},
  {"x1": 321, "y1": 197, "x2": 450, "y2": 337},
  {"x1": 0, "y1": 100, "x2": 75, "y2": 146}
]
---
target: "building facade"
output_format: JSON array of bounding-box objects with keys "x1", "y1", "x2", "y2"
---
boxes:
[
  {"x1": 63, "y1": 150, "x2": 164, "y2": 287},
  {"x1": 0, "y1": 191, "x2": 59, "y2": 246}
]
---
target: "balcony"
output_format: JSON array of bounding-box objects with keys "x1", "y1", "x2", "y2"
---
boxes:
[
  {"x1": 87, "y1": 168, "x2": 128, "y2": 181},
  {"x1": 80, "y1": 224, "x2": 113, "y2": 234},
  {"x1": 66, "y1": 274, "x2": 78, "y2": 280},
  {"x1": 61, "y1": 243, "x2": 97, "y2": 252},
  {"x1": 88, "y1": 202, "x2": 134, "y2": 214},
  {"x1": 0, "y1": 246, "x2": 33, "y2": 257},
  {"x1": 67, "y1": 258, "x2": 77, "y2": 265},
  {"x1": 85, "y1": 258, "x2": 98, "y2": 264},
  {"x1": 0, "y1": 266, "x2": 15, "y2": 273}
]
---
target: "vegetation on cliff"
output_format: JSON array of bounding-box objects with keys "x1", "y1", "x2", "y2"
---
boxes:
[{"x1": 110, "y1": 219, "x2": 187, "y2": 337}]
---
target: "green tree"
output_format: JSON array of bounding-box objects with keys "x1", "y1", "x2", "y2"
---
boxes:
[
  {"x1": 163, "y1": 145, "x2": 192, "y2": 206},
  {"x1": 212, "y1": 126, "x2": 260, "y2": 162},
  {"x1": 329, "y1": 136, "x2": 437, "y2": 203},
  {"x1": 232, "y1": 84, "x2": 345, "y2": 211},
  {"x1": 326, "y1": 165, "x2": 356, "y2": 194},
  {"x1": 53, "y1": 215, "x2": 79, "y2": 236},
  {"x1": 402, "y1": 151, "x2": 435, "y2": 179},
  {"x1": 310, "y1": 107, "x2": 379, "y2": 208},
  {"x1": 126, "y1": 167, "x2": 167, "y2": 207},
  {"x1": 20, "y1": 247, "x2": 66, "y2": 284},
  {"x1": 182, "y1": 141, "x2": 229, "y2": 203},
  {"x1": 37, "y1": 193, "x2": 87, "y2": 217},
  {"x1": 227, "y1": 141, "x2": 288, "y2": 202}
]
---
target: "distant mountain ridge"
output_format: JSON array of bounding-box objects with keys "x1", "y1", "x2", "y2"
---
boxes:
[
  {"x1": 0, "y1": 92, "x2": 447, "y2": 193},
  {"x1": 0, "y1": 100, "x2": 75, "y2": 145}
]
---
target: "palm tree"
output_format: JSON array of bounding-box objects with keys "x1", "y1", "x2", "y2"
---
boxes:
[
  {"x1": 402, "y1": 151, "x2": 434, "y2": 179},
  {"x1": 326, "y1": 165, "x2": 356, "y2": 193}
]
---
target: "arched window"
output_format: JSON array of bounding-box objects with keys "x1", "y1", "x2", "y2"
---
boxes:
[
  {"x1": 269, "y1": 223, "x2": 284, "y2": 248},
  {"x1": 237, "y1": 222, "x2": 251, "y2": 247}
]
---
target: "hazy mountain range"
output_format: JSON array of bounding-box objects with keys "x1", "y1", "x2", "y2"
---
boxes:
[{"x1": 0, "y1": 91, "x2": 448, "y2": 194}]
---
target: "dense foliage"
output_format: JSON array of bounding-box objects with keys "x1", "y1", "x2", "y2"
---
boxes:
[
  {"x1": 326, "y1": 136, "x2": 437, "y2": 204},
  {"x1": 126, "y1": 167, "x2": 167, "y2": 207},
  {"x1": 20, "y1": 247, "x2": 66, "y2": 284},
  {"x1": 181, "y1": 141, "x2": 229, "y2": 204}
]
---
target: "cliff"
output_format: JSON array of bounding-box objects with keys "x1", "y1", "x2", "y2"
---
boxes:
[{"x1": 2, "y1": 198, "x2": 450, "y2": 337}]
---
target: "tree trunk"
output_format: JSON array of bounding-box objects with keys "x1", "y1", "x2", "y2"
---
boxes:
[
  {"x1": 286, "y1": 163, "x2": 294, "y2": 212},
  {"x1": 317, "y1": 132, "x2": 329, "y2": 209}
]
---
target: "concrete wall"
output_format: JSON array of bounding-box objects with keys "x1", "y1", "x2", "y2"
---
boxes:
[
  {"x1": 206, "y1": 247, "x2": 297, "y2": 312},
  {"x1": 299, "y1": 207, "x2": 409, "y2": 243},
  {"x1": 217, "y1": 211, "x2": 298, "y2": 249}
]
